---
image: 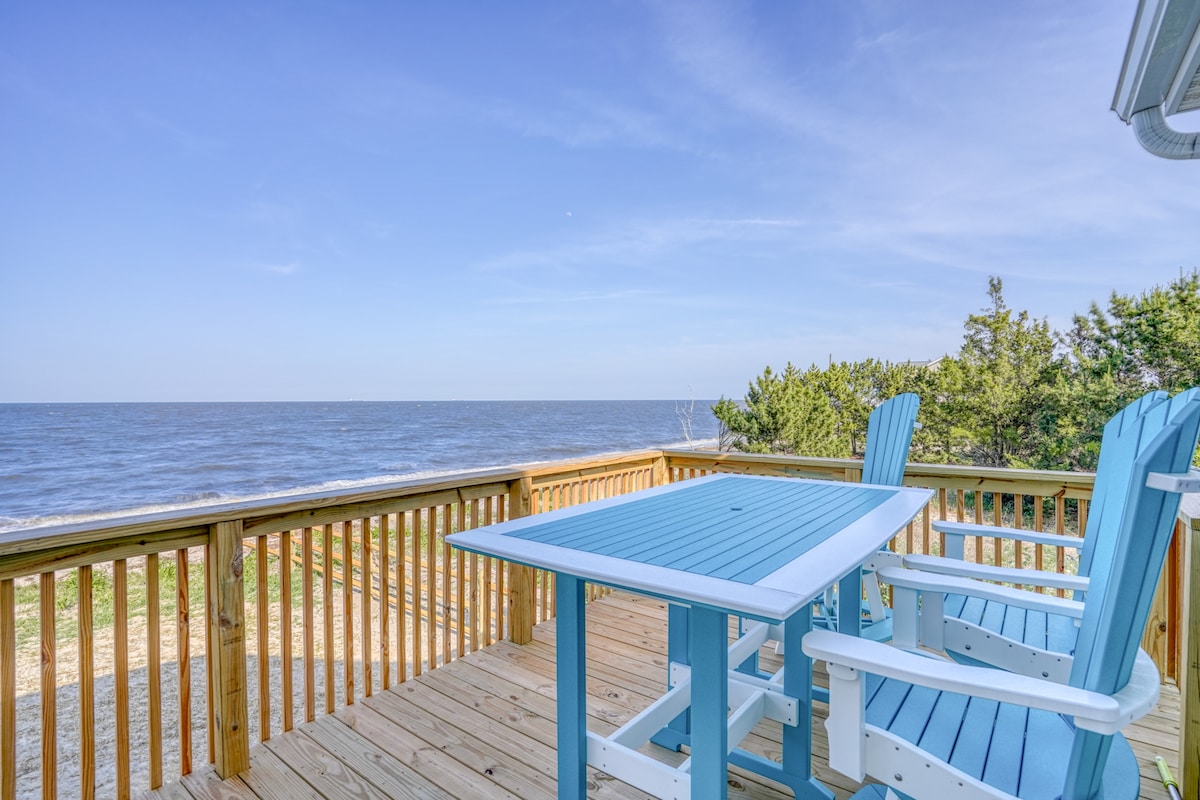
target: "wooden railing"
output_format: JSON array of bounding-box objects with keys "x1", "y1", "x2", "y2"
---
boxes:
[{"x1": 0, "y1": 449, "x2": 1193, "y2": 799}]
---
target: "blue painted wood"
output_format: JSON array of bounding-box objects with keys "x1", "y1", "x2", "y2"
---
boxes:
[
  {"x1": 1076, "y1": 390, "x2": 1168, "y2": 578},
  {"x1": 782, "y1": 603, "x2": 834, "y2": 800},
  {"x1": 912, "y1": 688, "x2": 969, "y2": 767},
  {"x1": 861, "y1": 673, "x2": 1141, "y2": 800},
  {"x1": 979, "y1": 703, "x2": 1025, "y2": 795},
  {"x1": 939, "y1": 391, "x2": 1172, "y2": 666},
  {"x1": 853, "y1": 389, "x2": 1200, "y2": 800},
  {"x1": 447, "y1": 466, "x2": 930, "y2": 798},
  {"x1": 555, "y1": 574, "x2": 587, "y2": 800},
  {"x1": 507, "y1": 477, "x2": 895, "y2": 584},
  {"x1": 1059, "y1": 391, "x2": 1200, "y2": 799},
  {"x1": 847, "y1": 786, "x2": 908, "y2": 800},
  {"x1": 650, "y1": 603, "x2": 691, "y2": 752},
  {"x1": 818, "y1": 393, "x2": 919, "y2": 635},
  {"x1": 861, "y1": 393, "x2": 920, "y2": 487},
  {"x1": 689, "y1": 606, "x2": 729, "y2": 800},
  {"x1": 729, "y1": 603, "x2": 834, "y2": 800},
  {"x1": 944, "y1": 694, "x2": 999, "y2": 781},
  {"x1": 942, "y1": 592, "x2": 1078, "y2": 656},
  {"x1": 837, "y1": 568, "x2": 863, "y2": 637}
]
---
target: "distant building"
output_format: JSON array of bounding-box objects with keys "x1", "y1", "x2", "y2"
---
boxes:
[{"x1": 900, "y1": 358, "x2": 944, "y2": 371}]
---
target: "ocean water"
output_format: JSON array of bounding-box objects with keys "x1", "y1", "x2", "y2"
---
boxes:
[{"x1": 0, "y1": 400, "x2": 718, "y2": 532}]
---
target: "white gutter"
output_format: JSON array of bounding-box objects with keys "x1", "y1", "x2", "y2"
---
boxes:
[
  {"x1": 1113, "y1": 0, "x2": 1200, "y2": 159},
  {"x1": 1132, "y1": 105, "x2": 1200, "y2": 158}
]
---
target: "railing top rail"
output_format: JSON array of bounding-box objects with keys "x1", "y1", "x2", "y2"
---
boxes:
[
  {"x1": 0, "y1": 447, "x2": 1107, "y2": 564},
  {"x1": 0, "y1": 449, "x2": 665, "y2": 558},
  {"x1": 660, "y1": 449, "x2": 1098, "y2": 493},
  {"x1": 1180, "y1": 495, "x2": 1200, "y2": 530}
]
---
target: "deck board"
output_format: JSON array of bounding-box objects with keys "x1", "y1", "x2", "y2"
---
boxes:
[{"x1": 146, "y1": 592, "x2": 1181, "y2": 800}]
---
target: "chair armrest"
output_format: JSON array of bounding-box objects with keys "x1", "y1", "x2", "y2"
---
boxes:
[
  {"x1": 878, "y1": 566, "x2": 1084, "y2": 618},
  {"x1": 932, "y1": 520, "x2": 1085, "y2": 550},
  {"x1": 901, "y1": 554, "x2": 1090, "y2": 593},
  {"x1": 801, "y1": 629, "x2": 1159, "y2": 734},
  {"x1": 1147, "y1": 468, "x2": 1200, "y2": 493}
]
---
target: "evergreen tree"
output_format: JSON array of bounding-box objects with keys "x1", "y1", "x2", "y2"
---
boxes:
[
  {"x1": 713, "y1": 364, "x2": 844, "y2": 456},
  {"x1": 713, "y1": 273, "x2": 1198, "y2": 470},
  {"x1": 948, "y1": 277, "x2": 1058, "y2": 468},
  {"x1": 1065, "y1": 270, "x2": 1200, "y2": 398}
]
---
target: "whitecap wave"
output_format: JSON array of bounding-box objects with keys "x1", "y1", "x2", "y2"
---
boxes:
[{"x1": 0, "y1": 438, "x2": 722, "y2": 535}]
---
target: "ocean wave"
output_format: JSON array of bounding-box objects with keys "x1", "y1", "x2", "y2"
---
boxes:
[
  {"x1": 0, "y1": 467, "x2": 471, "y2": 534},
  {"x1": 0, "y1": 443, "x2": 721, "y2": 535},
  {"x1": 0, "y1": 400, "x2": 723, "y2": 535}
]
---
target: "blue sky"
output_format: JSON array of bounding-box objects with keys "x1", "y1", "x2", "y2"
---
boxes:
[{"x1": 2, "y1": 1, "x2": 1197, "y2": 402}]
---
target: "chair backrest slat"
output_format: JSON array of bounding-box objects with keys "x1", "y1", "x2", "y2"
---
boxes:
[
  {"x1": 1059, "y1": 389, "x2": 1200, "y2": 799},
  {"x1": 1077, "y1": 390, "x2": 1168, "y2": 577},
  {"x1": 1070, "y1": 388, "x2": 1200, "y2": 694},
  {"x1": 861, "y1": 393, "x2": 919, "y2": 487}
]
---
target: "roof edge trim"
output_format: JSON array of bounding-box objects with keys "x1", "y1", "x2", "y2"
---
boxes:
[{"x1": 1114, "y1": 0, "x2": 1171, "y2": 119}]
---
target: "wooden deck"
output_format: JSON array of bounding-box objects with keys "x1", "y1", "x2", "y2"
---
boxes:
[{"x1": 143, "y1": 592, "x2": 1183, "y2": 800}]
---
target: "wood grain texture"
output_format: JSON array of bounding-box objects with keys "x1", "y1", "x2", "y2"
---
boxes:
[
  {"x1": 39, "y1": 573, "x2": 55, "y2": 800},
  {"x1": 342, "y1": 523, "x2": 354, "y2": 707},
  {"x1": 176, "y1": 549, "x2": 192, "y2": 778},
  {"x1": 302, "y1": 527, "x2": 315, "y2": 723},
  {"x1": 322, "y1": 525, "x2": 334, "y2": 716},
  {"x1": 378, "y1": 517, "x2": 389, "y2": 691},
  {"x1": 1179, "y1": 505, "x2": 1200, "y2": 799},
  {"x1": 78, "y1": 566, "x2": 95, "y2": 800},
  {"x1": 115, "y1": 560, "x2": 130, "y2": 799},
  {"x1": 424, "y1": 508, "x2": 435, "y2": 670},
  {"x1": 441, "y1": 504, "x2": 452, "y2": 667},
  {"x1": 359, "y1": 518, "x2": 371, "y2": 698},
  {"x1": 147, "y1": 553, "x2": 163, "y2": 788},
  {"x1": 411, "y1": 511, "x2": 422, "y2": 679},
  {"x1": 256, "y1": 536, "x2": 270, "y2": 740},
  {"x1": 280, "y1": 530, "x2": 293, "y2": 732},
  {"x1": 207, "y1": 521, "x2": 249, "y2": 778},
  {"x1": 6, "y1": 447, "x2": 1198, "y2": 797},
  {"x1": 135, "y1": 591, "x2": 1177, "y2": 800},
  {"x1": 394, "y1": 514, "x2": 406, "y2": 685}
]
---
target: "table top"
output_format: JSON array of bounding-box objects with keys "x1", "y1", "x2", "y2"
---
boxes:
[{"x1": 446, "y1": 473, "x2": 932, "y2": 622}]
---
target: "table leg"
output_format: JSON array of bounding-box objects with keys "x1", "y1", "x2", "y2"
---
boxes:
[
  {"x1": 783, "y1": 604, "x2": 834, "y2": 800},
  {"x1": 837, "y1": 567, "x2": 863, "y2": 637},
  {"x1": 689, "y1": 606, "x2": 729, "y2": 800},
  {"x1": 651, "y1": 603, "x2": 690, "y2": 751},
  {"x1": 556, "y1": 574, "x2": 587, "y2": 800},
  {"x1": 730, "y1": 604, "x2": 833, "y2": 800}
]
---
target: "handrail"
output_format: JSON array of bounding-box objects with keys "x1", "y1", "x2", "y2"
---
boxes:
[{"x1": 0, "y1": 448, "x2": 1190, "y2": 800}]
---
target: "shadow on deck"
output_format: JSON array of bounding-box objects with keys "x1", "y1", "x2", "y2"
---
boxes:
[{"x1": 142, "y1": 592, "x2": 1182, "y2": 800}]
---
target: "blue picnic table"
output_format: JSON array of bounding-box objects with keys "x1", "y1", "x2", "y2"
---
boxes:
[{"x1": 447, "y1": 473, "x2": 932, "y2": 800}]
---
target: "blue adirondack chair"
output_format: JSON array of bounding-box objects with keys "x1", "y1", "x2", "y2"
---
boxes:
[
  {"x1": 803, "y1": 389, "x2": 1200, "y2": 800},
  {"x1": 884, "y1": 391, "x2": 1179, "y2": 678},
  {"x1": 816, "y1": 392, "x2": 920, "y2": 640}
]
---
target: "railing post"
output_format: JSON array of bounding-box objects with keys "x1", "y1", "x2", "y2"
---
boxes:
[
  {"x1": 507, "y1": 478, "x2": 536, "y2": 645},
  {"x1": 0, "y1": 579, "x2": 15, "y2": 800},
  {"x1": 652, "y1": 453, "x2": 669, "y2": 486},
  {"x1": 207, "y1": 520, "x2": 249, "y2": 778},
  {"x1": 1179, "y1": 502, "x2": 1200, "y2": 799}
]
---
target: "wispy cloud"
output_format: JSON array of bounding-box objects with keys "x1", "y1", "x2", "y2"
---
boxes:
[
  {"x1": 489, "y1": 90, "x2": 693, "y2": 152},
  {"x1": 475, "y1": 215, "x2": 814, "y2": 273},
  {"x1": 133, "y1": 110, "x2": 224, "y2": 155},
  {"x1": 0, "y1": 52, "x2": 122, "y2": 136},
  {"x1": 495, "y1": 288, "x2": 658, "y2": 306},
  {"x1": 254, "y1": 261, "x2": 301, "y2": 276},
  {"x1": 650, "y1": 0, "x2": 841, "y2": 144}
]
